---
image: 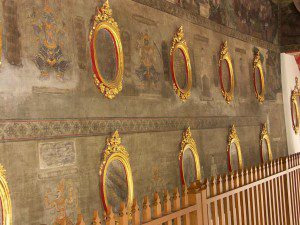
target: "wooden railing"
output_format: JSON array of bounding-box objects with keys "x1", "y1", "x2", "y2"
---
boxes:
[{"x1": 74, "y1": 153, "x2": 300, "y2": 225}]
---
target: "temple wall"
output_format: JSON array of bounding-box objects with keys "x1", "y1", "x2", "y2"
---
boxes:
[{"x1": 0, "y1": 0, "x2": 288, "y2": 224}]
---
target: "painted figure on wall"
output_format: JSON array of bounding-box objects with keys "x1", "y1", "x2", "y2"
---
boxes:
[
  {"x1": 33, "y1": 0, "x2": 69, "y2": 80},
  {"x1": 135, "y1": 32, "x2": 160, "y2": 91},
  {"x1": 203, "y1": 0, "x2": 278, "y2": 43},
  {"x1": 44, "y1": 179, "x2": 78, "y2": 225}
]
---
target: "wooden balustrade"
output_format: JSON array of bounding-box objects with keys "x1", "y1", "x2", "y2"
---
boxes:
[{"x1": 74, "y1": 153, "x2": 300, "y2": 225}]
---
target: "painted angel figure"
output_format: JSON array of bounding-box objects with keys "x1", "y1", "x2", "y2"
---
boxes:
[
  {"x1": 44, "y1": 180, "x2": 77, "y2": 225},
  {"x1": 33, "y1": 0, "x2": 69, "y2": 80},
  {"x1": 135, "y1": 32, "x2": 160, "y2": 89}
]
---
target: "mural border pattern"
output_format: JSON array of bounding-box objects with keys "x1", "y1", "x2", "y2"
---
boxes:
[{"x1": 0, "y1": 116, "x2": 266, "y2": 142}]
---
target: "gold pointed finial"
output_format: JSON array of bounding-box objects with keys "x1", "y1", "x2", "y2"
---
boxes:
[
  {"x1": 228, "y1": 124, "x2": 239, "y2": 144},
  {"x1": 170, "y1": 26, "x2": 186, "y2": 55},
  {"x1": 261, "y1": 123, "x2": 268, "y2": 136},
  {"x1": 220, "y1": 41, "x2": 228, "y2": 58}
]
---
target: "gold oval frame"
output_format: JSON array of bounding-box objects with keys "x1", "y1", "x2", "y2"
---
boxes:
[
  {"x1": 291, "y1": 77, "x2": 300, "y2": 134},
  {"x1": 253, "y1": 50, "x2": 265, "y2": 103},
  {"x1": 260, "y1": 123, "x2": 273, "y2": 163},
  {"x1": 0, "y1": 165, "x2": 12, "y2": 225},
  {"x1": 219, "y1": 41, "x2": 234, "y2": 103},
  {"x1": 99, "y1": 131, "x2": 133, "y2": 212},
  {"x1": 89, "y1": 0, "x2": 124, "y2": 99},
  {"x1": 226, "y1": 125, "x2": 243, "y2": 172},
  {"x1": 178, "y1": 127, "x2": 201, "y2": 186},
  {"x1": 170, "y1": 26, "x2": 192, "y2": 101}
]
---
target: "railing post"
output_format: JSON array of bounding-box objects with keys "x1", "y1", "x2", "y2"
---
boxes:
[
  {"x1": 76, "y1": 214, "x2": 86, "y2": 225},
  {"x1": 188, "y1": 182, "x2": 208, "y2": 225},
  {"x1": 93, "y1": 210, "x2": 101, "y2": 225},
  {"x1": 131, "y1": 199, "x2": 140, "y2": 225},
  {"x1": 283, "y1": 157, "x2": 294, "y2": 225}
]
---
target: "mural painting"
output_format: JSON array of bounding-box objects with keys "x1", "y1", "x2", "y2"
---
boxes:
[
  {"x1": 44, "y1": 179, "x2": 78, "y2": 225},
  {"x1": 199, "y1": 0, "x2": 278, "y2": 43},
  {"x1": 266, "y1": 50, "x2": 281, "y2": 100},
  {"x1": 281, "y1": 2, "x2": 300, "y2": 46},
  {"x1": 135, "y1": 32, "x2": 161, "y2": 93},
  {"x1": 32, "y1": 0, "x2": 69, "y2": 80}
]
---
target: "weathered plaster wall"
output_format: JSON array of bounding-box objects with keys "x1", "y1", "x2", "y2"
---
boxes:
[{"x1": 0, "y1": 0, "x2": 287, "y2": 224}]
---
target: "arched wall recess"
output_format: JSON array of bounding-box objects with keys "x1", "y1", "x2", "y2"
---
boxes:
[
  {"x1": 226, "y1": 125, "x2": 243, "y2": 172},
  {"x1": 99, "y1": 131, "x2": 133, "y2": 212},
  {"x1": 260, "y1": 123, "x2": 273, "y2": 163},
  {"x1": 89, "y1": 0, "x2": 124, "y2": 99},
  {"x1": 170, "y1": 26, "x2": 192, "y2": 101},
  {"x1": 291, "y1": 77, "x2": 300, "y2": 134},
  {"x1": 218, "y1": 41, "x2": 234, "y2": 103},
  {"x1": 0, "y1": 165, "x2": 12, "y2": 225},
  {"x1": 178, "y1": 127, "x2": 201, "y2": 186},
  {"x1": 253, "y1": 50, "x2": 265, "y2": 103}
]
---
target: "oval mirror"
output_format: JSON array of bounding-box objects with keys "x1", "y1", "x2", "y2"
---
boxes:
[
  {"x1": 219, "y1": 41, "x2": 234, "y2": 103},
  {"x1": 226, "y1": 125, "x2": 243, "y2": 172},
  {"x1": 90, "y1": 1, "x2": 124, "y2": 99},
  {"x1": 173, "y1": 49, "x2": 188, "y2": 90},
  {"x1": 95, "y1": 29, "x2": 118, "y2": 83},
  {"x1": 229, "y1": 143, "x2": 239, "y2": 171},
  {"x1": 182, "y1": 148, "x2": 197, "y2": 187},
  {"x1": 100, "y1": 131, "x2": 133, "y2": 213},
  {"x1": 105, "y1": 159, "x2": 128, "y2": 213},
  {"x1": 291, "y1": 89, "x2": 300, "y2": 134},
  {"x1": 253, "y1": 51, "x2": 265, "y2": 103},
  {"x1": 170, "y1": 26, "x2": 192, "y2": 101},
  {"x1": 261, "y1": 139, "x2": 269, "y2": 162}
]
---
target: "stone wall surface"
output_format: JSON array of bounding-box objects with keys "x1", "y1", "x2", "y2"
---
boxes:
[{"x1": 0, "y1": 0, "x2": 288, "y2": 224}]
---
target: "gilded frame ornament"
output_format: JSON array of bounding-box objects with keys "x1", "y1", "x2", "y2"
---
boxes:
[
  {"x1": 260, "y1": 123, "x2": 273, "y2": 163},
  {"x1": 170, "y1": 26, "x2": 192, "y2": 101},
  {"x1": 0, "y1": 165, "x2": 12, "y2": 225},
  {"x1": 226, "y1": 125, "x2": 243, "y2": 172},
  {"x1": 178, "y1": 127, "x2": 201, "y2": 186},
  {"x1": 253, "y1": 50, "x2": 265, "y2": 103},
  {"x1": 99, "y1": 131, "x2": 133, "y2": 212},
  {"x1": 291, "y1": 77, "x2": 300, "y2": 134},
  {"x1": 89, "y1": 0, "x2": 124, "y2": 99},
  {"x1": 219, "y1": 41, "x2": 234, "y2": 103}
]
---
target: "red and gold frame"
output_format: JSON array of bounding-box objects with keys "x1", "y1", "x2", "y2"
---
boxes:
[
  {"x1": 0, "y1": 165, "x2": 12, "y2": 225},
  {"x1": 291, "y1": 77, "x2": 300, "y2": 134},
  {"x1": 89, "y1": 0, "x2": 124, "y2": 99},
  {"x1": 178, "y1": 127, "x2": 201, "y2": 186},
  {"x1": 226, "y1": 125, "x2": 243, "y2": 172},
  {"x1": 170, "y1": 26, "x2": 192, "y2": 101},
  {"x1": 260, "y1": 123, "x2": 272, "y2": 163},
  {"x1": 253, "y1": 50, "x2": 265, "y2": 103},
  {"x1": 99, "y1": 131, "x2": 133, "y2": 212},
  {"x1": 219, "y1": 41, "x2": 234, "y2": 103}
]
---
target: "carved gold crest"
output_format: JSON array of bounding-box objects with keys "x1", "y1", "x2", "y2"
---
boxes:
[{"x1": 253, "y1": 50, "x2": 265, "y2": 103}]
